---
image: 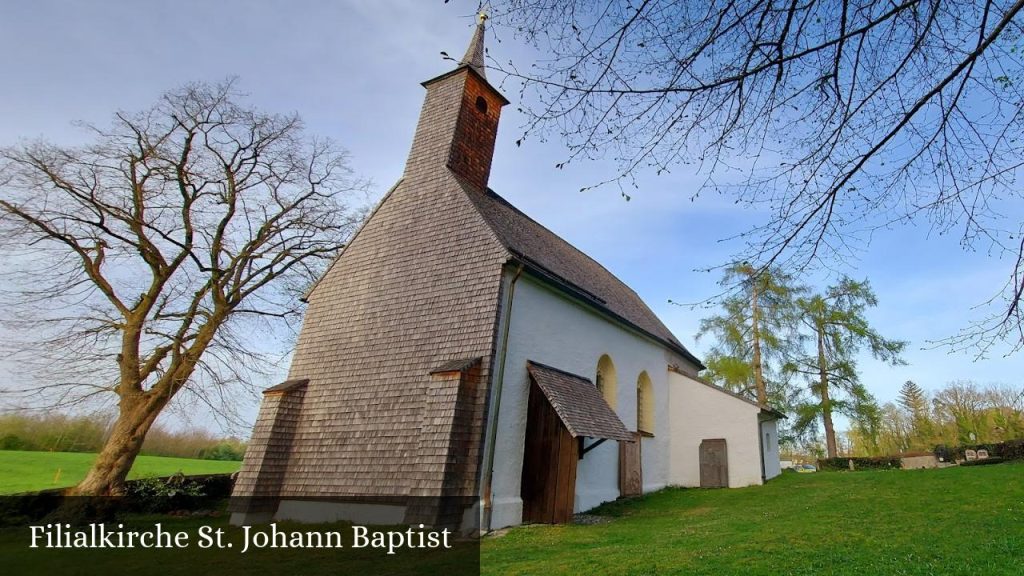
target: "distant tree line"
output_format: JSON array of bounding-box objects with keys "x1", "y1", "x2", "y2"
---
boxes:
[
  {"x1": 845, "y1": 380, "x2": 1024, "y2": 456},
  {"x1": 0, "y1": 413, "x2": 246, "y2": 461}
]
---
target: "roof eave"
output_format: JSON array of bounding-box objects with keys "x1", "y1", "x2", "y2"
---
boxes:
[
  {"x1": 421, "y1": 65, "x2": 510, "y2": 106},
  {"x1": 760, "y1": 407, "x2": 788, "y2": 420},
  {"x1": 509, "y1": 256, "x2": 705, "y2": 370}
]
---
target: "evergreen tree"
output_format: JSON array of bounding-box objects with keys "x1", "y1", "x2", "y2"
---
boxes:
[
  {"x1": 898, "y1": 381, "x2": 929, "y2": 416},
  {"x1": 788, "y1": 277, "x2": 907, "y2": 458},
  {"x1": 696, "y1": 263, "x2": 803, "y2": 407},
  {"x1": 898, "y1": 380, "x2": 934, "y2": 449}
]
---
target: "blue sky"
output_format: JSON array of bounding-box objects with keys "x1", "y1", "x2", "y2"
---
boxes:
[{"x1": 2, "y1": 0, "x2": 1022, "y2": 434}]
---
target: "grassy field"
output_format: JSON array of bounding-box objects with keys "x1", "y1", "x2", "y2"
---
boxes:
[
  {"x1": 0, "y1": 450, "x2": 240, "y2": 494},
  {"x1": 482, "y1": 463, "x2": 1024, "y2": 575}
]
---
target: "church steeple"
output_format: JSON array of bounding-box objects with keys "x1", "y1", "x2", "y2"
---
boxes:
[
  {"x1": 403, "y1": 14, "x2": 508, "y2": 191},
  {"x1": 460, "y1": 13, "x2": 487, "y2": 78}
]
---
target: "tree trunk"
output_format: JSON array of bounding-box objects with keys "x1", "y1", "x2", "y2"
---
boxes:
[
  {"x1": 73, "y1": 394, "x2": 166, "y2": 496},
  {"x1": 817, "y1": 327, "x2": 837, "y2": 458},
  {"x1": 750, "y1": 279, "x2": 767, "y2": 406},
  {"x1": 75, "y1": 315, "x2": 219, "y2": 496}
]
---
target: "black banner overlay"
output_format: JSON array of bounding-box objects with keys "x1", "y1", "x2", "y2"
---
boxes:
[{"x1": 0, "y1": 495, "x2": 480, "y2": 576}]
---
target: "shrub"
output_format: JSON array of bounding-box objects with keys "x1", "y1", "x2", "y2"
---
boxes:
[
  {"x1": 997, "y1": 439, "x2": 1024, "y2": 460},
  {"x1": 0, "y1": 473, "x2": 235, "y2": 524},
  {"x1": 125, "y1": 474, "x2": 206, "y2": 513},
  {"x1": 0, "y1": 413, "x2": 109, "y2": 453},
  {"x1": 934, "y1": 444, "x2": 954, "y2": 463},
  {"x1": 818, "y1": 456, "x2": 901, "y2": 471},
  {"x1": 0, "y1": 434, "x2": 34, "y2": 451},
  {"x1": 140, "y1": 426, "x2": 246, "y2": 460},
  {"x1": 197, "y1": 440, "x2": 246, "y2": 461},
  {"x1": 0, "y1": 412, "x2": 246, "y2": 460}
]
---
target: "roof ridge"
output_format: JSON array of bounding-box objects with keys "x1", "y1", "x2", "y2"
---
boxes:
[
  {"x1": 463, "y1": 183, "x2": 696, "y2": 357},
  {"x1": 447, "y1": 173, "x2": 514, "y2": 261}
]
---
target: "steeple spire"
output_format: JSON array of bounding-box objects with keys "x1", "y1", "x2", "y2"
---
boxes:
[
  {"x1": 460, "y1": 12, "x2": 487, "y2": 78},
  {"x1": 405, "y1": 12, "x2": 508, "y2": 191}
]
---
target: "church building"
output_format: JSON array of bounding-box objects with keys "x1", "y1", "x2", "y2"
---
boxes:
[{"x1": 231, "y1": 17, "x2": 783, "y2": 532}]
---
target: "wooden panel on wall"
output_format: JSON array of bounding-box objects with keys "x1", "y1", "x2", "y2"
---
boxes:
[
  {"x1": 619, "y1": 432, "x2": 642, "y2": 497},
  {"x1": 521, "y1": 379, "x2": 578, "y2": 524},
  {"x1": 699, "y1": 438, "x2": 728, "y2": 488},
  {"x1": 554, "y1": 420, "x2": 576, "y2": 523}
]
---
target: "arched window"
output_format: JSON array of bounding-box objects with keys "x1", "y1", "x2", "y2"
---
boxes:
[
  {"x1": 595, "y1": 354, "x2": 617, "y2": 410},
  {"x1": 637, "y1": 371, "x2": 654, "y2": 435}
]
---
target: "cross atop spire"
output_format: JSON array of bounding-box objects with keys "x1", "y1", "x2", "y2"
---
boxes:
[{"x1": 460, "y1": 11, "x2": 488, "y2": 78}]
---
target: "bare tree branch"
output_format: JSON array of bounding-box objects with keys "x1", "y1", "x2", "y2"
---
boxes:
[{"x1": 490, "y1": 0, "x2": 1024, "y2": 355}]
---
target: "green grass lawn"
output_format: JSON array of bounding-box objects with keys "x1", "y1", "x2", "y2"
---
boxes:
[
  {"x1": 0, "y1": 450, "x2": 240, "y2": 494},
  {"x1": 483, "y1": 463, "x2": 1024, "y2": 575}
]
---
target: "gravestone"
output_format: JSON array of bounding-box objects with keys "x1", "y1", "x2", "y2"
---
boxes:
[
  {"x1": 977, "y1": 449, "x2": 989, "y2": 460},
  {"x1": 965, "y1": 449, "x2": 977, "y2": 461}
]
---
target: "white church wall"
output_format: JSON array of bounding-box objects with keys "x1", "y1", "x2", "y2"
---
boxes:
[
  {"x1": 760, "y1": 419, "x2": 782, "y2": 480},
  {"x1": 667, "y1": 372, "x2": 763, "y2": 488},
  {"x1": 488, "y1": 272, "x2": 690, "y2": 529}
]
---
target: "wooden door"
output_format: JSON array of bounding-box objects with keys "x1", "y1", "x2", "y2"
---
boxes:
[
  {"x1": 699, "y1": 438, "x2": 728, "y2": 488},
  {"x1": 521, "y1": 380, "x2": 578, "y2": 523},
  {"x1": 619, "y1": 432, "x2": 642, "y2": 497}
]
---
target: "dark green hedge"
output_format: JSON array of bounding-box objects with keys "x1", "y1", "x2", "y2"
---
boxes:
[
  {"x1": 944, "y1": 439, "x2": 1024, "y2": 462},
  {"x1": 960, "y1": 457, "x2": 1006, "y2": 467},
  {"x1": 817, "y1": 456, "x2": 901, "y2": 471},
  {"x1": 0, "y1": 473, "x2": 235, "y2": 525}
]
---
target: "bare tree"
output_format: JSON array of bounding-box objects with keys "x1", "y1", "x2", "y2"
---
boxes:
[
  {"x1": 931, "y1": 380, "x2": 989, "y2": 442},
  {"x1": 980, "y1": 382, "x2": 1024, "y2": 439},
  {"x1": 489, "y1": 0, "x2": 1024, "y2": 354},
  {"x1": 0, "y1": 80, "x2": 366, "y2": 495}
]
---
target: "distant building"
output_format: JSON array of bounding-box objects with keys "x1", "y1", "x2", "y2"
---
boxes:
[{"x1": 231, "y1": 17, "x2": 783, "y2": 532}]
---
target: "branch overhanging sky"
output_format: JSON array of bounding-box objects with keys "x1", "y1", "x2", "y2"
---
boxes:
[{"x1": 1, "y1": 0, "x2": 1022, "y2": 435}]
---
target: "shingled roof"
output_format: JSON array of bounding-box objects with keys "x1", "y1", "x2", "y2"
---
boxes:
[
  {"x1": 527, "y1": 361, "x2": 633, "y2": 441},
  {"x1": 461, "y1": 182, "x2": 703, "y2": 368},
  {"x1": 460, "y1": 14, "x2": 487, "y2": 79}
]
